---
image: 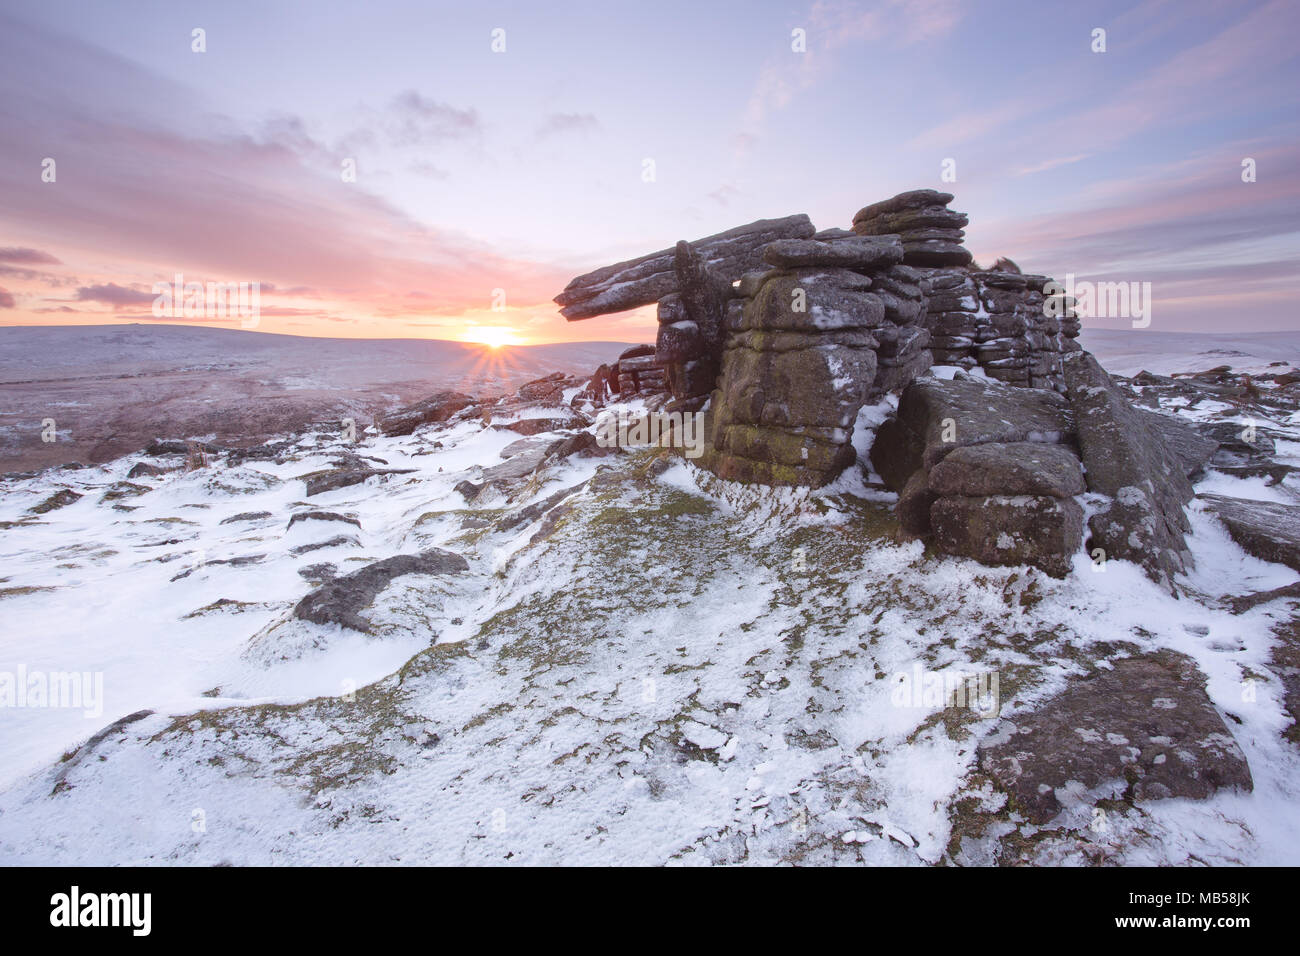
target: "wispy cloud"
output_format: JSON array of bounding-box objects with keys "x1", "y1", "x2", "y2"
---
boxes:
[
  {"x1": 0, "y1": 247, "x2": 62, "y2": 265},
  {"x1": 737, "y1": 0, "x2": 965, "y2": 154},
  {"x1": 1014, "y1": 154, "x2": 1092, "y2": 177},
  {"x1": 73, "y1": 283, "x2": 155, "y2": 308},
  {"x1": 535, "y1": 112, "x2": 600, "y2": 140}
]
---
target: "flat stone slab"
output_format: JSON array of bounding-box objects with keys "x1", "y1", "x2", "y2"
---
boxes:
[
  {"x1": 1199, "y1": 494, "x2": 1300, "y2": 571},
  {"x1": 979, "y1": 650, "x2": 1252, "y2": 824},
  {"x1": 556, "y1": 215, "x2": 815, "y2": 320},
  {"x1": 379, "y1": 391, "x2": 475, "y2": 436},
  {"x1": 481, "y1": 449, "x2": 547, "y2": 482},
  {"x1": 301, "y1": 467, "x2": 416, "y2": 497},
  {"x1": 293, "y1": 548, "x2": 469, "y2": 633},
  {"x1": 761, "y1": 235, "x2": 903, "y2": 271}
]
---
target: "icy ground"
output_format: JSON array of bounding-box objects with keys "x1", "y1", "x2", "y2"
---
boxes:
[{"x1": 1, "y1": 376, "x2": 1298, "y2": 864}]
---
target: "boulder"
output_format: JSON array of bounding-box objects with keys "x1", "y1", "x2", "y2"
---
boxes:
[
  {"x1": 514, "y1": 372, "x2": 572, "y2": 404},
  {"x1": 293, "y1": 548, "x2": 469, "y2": 633},
  {"x1": 496, "y1": 417, "x2": 581, "y2": 436},
  {"x1": 1198, "y1": 494, "x2": 1300, "y2": 571},
  {"x1": 870, "y1": 376, "x2": 1072, "y2": 490},
  {"x1": 851, "y1": 189, "x2": 955, "y2": 223},
  {"x1": 379, "y1": 391, "x2": 475, "y2": 436},
  {"x1": 287, "y1": 511, "x2": 361, "y2": 531},
  {"x1": 928, "y1": 442, "x2": 1085, "y2": 498},
  {"x1": 1062, "y1": 351, "x2": 1194, "y2": 589},
  {"x1": 28, "y1": 488, "x2": 83, "y2": 514},
  {"x1": 979, "y1": 650, "x2": 1252, "y2": 824},
  {"x1": 144, "y1": 438, "x2": 222, "y2": 457},
  {"x1": 301, "y1": 467, "x2": 416, "y2": 497},
  {"x1": 930, "y1": 494, "x2": 1083, "y2": 577},
  {"x1": 1141, "y1": 411, "x2": 1220, "y2": 478}
]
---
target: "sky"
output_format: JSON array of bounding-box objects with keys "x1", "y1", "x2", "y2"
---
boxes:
[{"x1": 0, "y1": 0, "x2": 1297, "y2": 344}]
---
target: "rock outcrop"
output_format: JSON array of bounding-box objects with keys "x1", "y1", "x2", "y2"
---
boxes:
[
  {"x1": 979, "y1": 650, "x2": 1253, "y2": 824},
  {"x1": 293, "y1": 548, "x2": 469, "y2": 633},
  {"x1": 380, "y1": 391, "x2": 475, "y2": 436},
  {"x1": 1199, "y1": 494, "x2": 1300, "y2": 572},
  {"x1": 851, "y1": 189, "x2": 971, "y2": 267},
  {"x1": 615, "y1": 344, "x2": 667, "y2": 397},
  {"x1": 553, "y1": 189, "x2": 1211, "y2": 584},
  {"x1": 655, "y1": 241, "x2": 735, "y2": 406},
  {"x1": 1062, "y1": 351, "x2": 1194, "y2": 590},
  {"x1": 870, "y1": 375, "x2": 1084, "y2": 575},
  {"x1": 701, "y1": 258, "x2": 887, "y2": 487}
]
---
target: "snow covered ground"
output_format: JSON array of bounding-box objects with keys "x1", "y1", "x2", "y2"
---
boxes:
[
  {"x1": 0, "y1": 334, "x2": 1297, "y2": 865},
  {"x1": 0, "y1": 323, "x2": 1294, "y2": 868}
]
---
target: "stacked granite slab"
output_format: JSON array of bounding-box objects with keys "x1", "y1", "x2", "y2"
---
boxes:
[
  {"x1": 869, "y1": 264, "x2": 933, "y2": 396},
  {"x1": 851, "y1": 189, "x2": 972, "y2": 267},
  {"x1": 615, "y1": 344, "x2": 667, "y2": 396},
  {"x1": 921, "y1": 270, "x2": 1078, "y2": 391},
  {"x1": 699, "y1": 235, "x2": 903, "y2": 487},
  {"x1": 920, "y1": 270, "x2": 983, "y2": 370}
]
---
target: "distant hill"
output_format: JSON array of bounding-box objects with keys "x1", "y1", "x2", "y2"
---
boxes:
[
  {"x1": 1081, "y1": 328, "x2": 1300, "y2": 377},
  {"x1": 0, "y1": 324, "x2": 629, "y2": 471}
]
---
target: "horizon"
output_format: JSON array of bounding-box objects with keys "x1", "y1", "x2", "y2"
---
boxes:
[
  {"x1": 3, "y1": 319, "x2": 1298, "y2": 346},
  {"x1": 2, "y1": 0, "x2": 1298, "y2": 344}
]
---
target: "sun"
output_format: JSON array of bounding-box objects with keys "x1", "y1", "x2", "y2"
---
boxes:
[{"x1": 463, "y1": 326, "x2": 522, "y2": 348}]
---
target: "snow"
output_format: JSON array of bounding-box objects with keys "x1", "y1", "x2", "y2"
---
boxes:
[{"x1": 1, "y1": 336, "x2": 1298, "y2": 865}]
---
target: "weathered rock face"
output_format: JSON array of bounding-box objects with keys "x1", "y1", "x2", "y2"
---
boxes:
[
  {"x1": 1062, "y1": 351, "x2": 1194, "y2": 590},
  {"x1": 927, "y1": 442, "x2": 1086, "y2": 498},
  {"x1": 655, "y1": 241, "x2": 734, "y2": 405},
  {"x1": 700, "y1": 266, "x2": 882, "y2": 487},
  {"x1": 931, "y1": 494, "x2": 1083, "y2": 577},
  {"x1": 293, "y1": 548, "x2": 469, "y2": 633},
  {"x1": 555, "y1": 214, "x2": 815, "y2": 320},
  {"x1": 380, "y1": 391, "x2": 475, "y2": 436},
  {"x1": 1142, "y1": 410, "x2": 1220, "y2": 478},
  {"x1": 870, "y1": 376, "x2": 1073, "y2": 489},
  {"x1": 870, "y1": 376, "x2": 1084, "y2": 575},
  {"x1": 922, "y1": 270, "x2": 1075, "y2": 390},
  {"x1": 301, "y1": 466, "x2": 417, "y2": 497},
  {"x1": 1199, "y1": 494, "x2": 1300, "y2": 572},
  {"x1": 979, "y1": 650, "x2": 1253, "y2": 824}
]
